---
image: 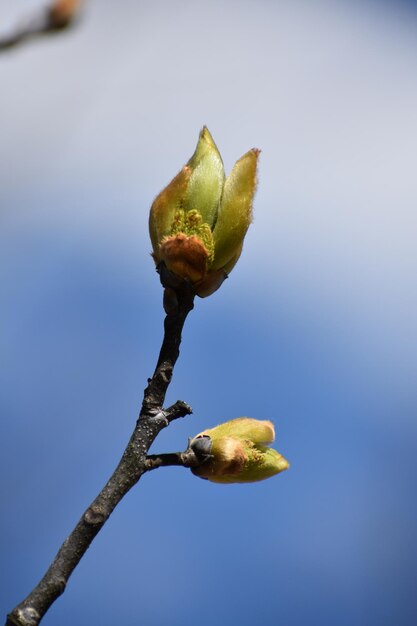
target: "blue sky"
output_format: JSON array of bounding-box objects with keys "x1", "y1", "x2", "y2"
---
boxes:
[{"x1": 1, "y1": 1, "x2": 417, "y2": 624}]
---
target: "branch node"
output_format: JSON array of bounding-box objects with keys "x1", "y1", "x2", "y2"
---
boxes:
[
  {"x1": 148, "y1": 411, "x2": 170, "y2": 427},
  {"x1": 8, "y1": 606, "x2": 40, "y2": 626},
  {"x1": 52, "y1": 577, "x2": 67, "y2": 594},
  {"x1": 84, "y1": 505, "x2": 107, "y2": 526}
]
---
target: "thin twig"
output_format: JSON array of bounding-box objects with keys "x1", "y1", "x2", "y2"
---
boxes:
[
  {"x1": 0, "y1": 0, "x2": 82, "y2": 51},
  {"x1": 145, "y1": 448, "x2": 201, "y2": 471},
  {"x1": 6, "y1": 279, "x2": 195, "y2": 626}
]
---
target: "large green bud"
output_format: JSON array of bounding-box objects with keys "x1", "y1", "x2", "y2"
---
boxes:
[
  {"x1": 189, "y1": 418, "x2": 289, "y2": 483},
  {"x1": 149, "y1": 127, "x2": 259, "y2": 297}
]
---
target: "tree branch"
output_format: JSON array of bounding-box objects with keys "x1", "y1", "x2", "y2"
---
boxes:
[
  {"x1": 0, "y1": 0, "x2": 82, "y2": 52},
  {"x1": 6, "y1": 280, "x2": 195, "y2": 626}
]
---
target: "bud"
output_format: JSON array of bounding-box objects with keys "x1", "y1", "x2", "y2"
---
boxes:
[
  {"x1": 149, "y1": 127, "x2": 259, "y2": 297},
  {"x1": 190, "y1": 418, "x2": 289, "y2": 484},
  {"x1": 48, "y1": 0, "x2": 81, "y2": 28}
]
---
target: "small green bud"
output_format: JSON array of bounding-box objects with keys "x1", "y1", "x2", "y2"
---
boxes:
[
  {"x1": 190, "y1": 418, "x2": 289, "y2": 484},
  {"x1": 149, "y1": 128, "x2": 259, "y2": 297}
]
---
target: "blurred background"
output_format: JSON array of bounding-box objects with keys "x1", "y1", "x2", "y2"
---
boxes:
[{"x1": 1, "y1": 0, "x2": 417, "y2": 624}]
